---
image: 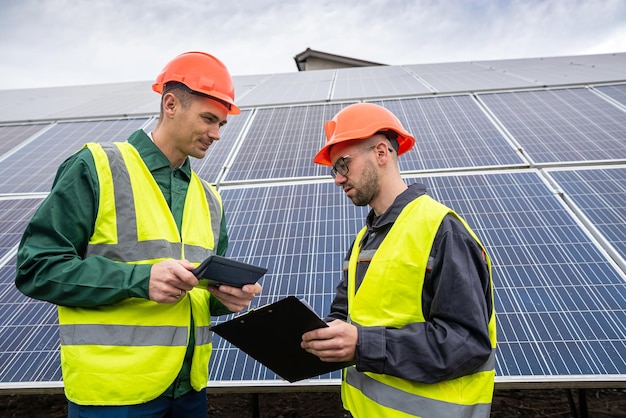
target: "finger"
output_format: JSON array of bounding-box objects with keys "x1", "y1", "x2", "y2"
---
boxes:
[
  {"x1": 177, "y1": 272, "x2": 199, "y2": 289},
  {"x1": 241, "y1": 283, "x2": 262, "y2": 294},
  {"x1": 167, "y1": 288, "x2": 186, "y2": 301}
]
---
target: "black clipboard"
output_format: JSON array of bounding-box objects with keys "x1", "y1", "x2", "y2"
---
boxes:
[
  {"x1": 210, "y1": 296, "x2": 354, "y2": 382},
  {"x1": 191, "y1": 255, "x2": 267, "y2": 287}
]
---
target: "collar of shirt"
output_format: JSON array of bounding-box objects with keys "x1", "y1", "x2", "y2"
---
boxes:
[
  {"x1": 366, "y1": 183, "x2": 427, "y2": 229},
  {"x1": 127, "y1": 130, "x2": 192, "y2": 180}
]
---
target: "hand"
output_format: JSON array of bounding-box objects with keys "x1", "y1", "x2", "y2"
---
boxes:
[
  {"x1": 301, "y1": 319, "x2": 357, "y2": 362},
  {"x1": 208, "y1": 282, "x2": 262, "y2": 312},
  {"x1": 149, "y1": 259, "x2": 199, "y2": 303}
]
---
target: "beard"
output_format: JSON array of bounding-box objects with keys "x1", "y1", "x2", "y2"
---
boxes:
[{"x1": 346, "y1": 160, "x2": 379, "y2": 207}]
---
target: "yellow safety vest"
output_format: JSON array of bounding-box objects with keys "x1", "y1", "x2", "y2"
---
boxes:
[
  {"x1": 342, "y1": 194, "x2": 497, "y2": 418},
  {"x1": 58, "y1": 142, "x2": 223, "y2": 405}
]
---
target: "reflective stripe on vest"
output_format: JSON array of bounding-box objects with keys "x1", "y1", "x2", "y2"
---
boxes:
[
  {"x1": 59, "y1": 323, "x2": 213, "y2": 346},
  {"x1": 345, "y1": 367, "x2": 494, "y2": 418},
  {"x1": 85, "y1": 142, "x2": 222, "y2": 262},
  {"x1": 58, "y1": 142, "x2": 222, "y2": 406},
  {"x1": 343, "y1": 194, "x2": 496, "y2": 418}
]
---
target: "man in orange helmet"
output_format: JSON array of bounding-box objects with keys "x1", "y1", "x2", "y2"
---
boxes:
[
  {"x1": 16, "y1": 52, "x2": 261, "y2": 417},
  {"x1": 302, "y1": 103, "x2": 496, "y2": 417}
]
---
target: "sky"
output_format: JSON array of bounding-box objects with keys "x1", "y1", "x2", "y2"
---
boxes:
[{"x1": 1, "y1": 0, "x2": 625, "y2": 90}]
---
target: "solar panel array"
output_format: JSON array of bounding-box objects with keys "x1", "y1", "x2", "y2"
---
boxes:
[{"x1": 1, "y1": 53, "x2": 625, "y2": 392}]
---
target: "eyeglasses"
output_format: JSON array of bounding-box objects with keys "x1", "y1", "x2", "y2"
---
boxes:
[{"x1": 330, "y1": 145, "x2": 376, "y2": 179}]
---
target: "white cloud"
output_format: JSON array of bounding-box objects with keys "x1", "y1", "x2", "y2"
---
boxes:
[{"x1": 0, "y1": 0, "x2": 624, "y2": 89}]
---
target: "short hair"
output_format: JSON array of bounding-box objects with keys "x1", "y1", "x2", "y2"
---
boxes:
[
  {"x1": 162, "y1": 82, "x2": 195, "y2": 108},
  {"x1": 163, "y1": 81, "x2": 233, "y2": 111},
  {"x1": 375, "y1": 130, "x2": 400, "y2": 152}
]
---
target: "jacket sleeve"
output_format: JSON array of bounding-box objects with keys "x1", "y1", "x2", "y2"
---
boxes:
[
  {"x1": 354, "y1": 215, "x2": 493, "y2": 383},
  {"x1": 15, "y1": 150, "x2": 151, "y2": 307},
  {"x1": 324, "y1": 241, "x2": 353, "y2": 322}
]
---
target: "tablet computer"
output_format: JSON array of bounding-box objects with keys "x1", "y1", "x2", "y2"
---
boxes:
[{"x1": 191, "y1": 255, "x2": 267, "y2": 287}]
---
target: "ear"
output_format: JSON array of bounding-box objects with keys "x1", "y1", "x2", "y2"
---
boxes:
[
  {"x1": 162, "y1": 92, "x2": 178, "y2": 118},
  {"x1": 374, "y1": 142, "x2": 391, "y2": 163}
]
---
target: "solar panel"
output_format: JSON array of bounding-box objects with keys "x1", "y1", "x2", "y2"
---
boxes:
[
  {"x1": 211, "y1": 181, "x2": 367, "y2": 383},
  {"x1": 223, "y1": 96, "x2": 527, "y2": 183},
  {"x1": 0, "y1": 198, "x2": 44, "y2": 260},
  {"x1": 409, "y1": 171, "x2": 626, "y2": 379},
  {"x1": 222, "y1": 103, "x2": 352, "y2": 182},
  {"x1": 406, "y1": 65, "x2": 534, "y2": 92},
  {"x1": 212, "y1": 171, "x2": 626, "y2": 384},
  {"x1": 331, "y1": 66, "x2": 431, "y2": 100},
  {"x1": 478, "y1": 56, "x2": 626, "y2": 85},
  {"x1": 595, "y1": 84, "x2": 626, "y2": 107},
  {"x1": 236, "y1": 71, "x2": 335, "y2": 107},
  {"x1": 0, "y1": 258, "x2": 61, "y2": 385},
  {"x1": 0, "y1": 124, "x2": 51, "y2": 158},
  {"x1": 371, "y1": 96, "x2": 526, "y2": 171},
  {"x1": 478, "y1": 88, "x2": 626, "y2": 164},
  {"x1": 546, "y1": 167, "x2": 626, "y2": 263},
  {"x1": 49, "y1": 83, "x2": 159, "y2": 120},
  {"x1": 0, "y1": 118, "x2": 150, "y2": 194},
  {"x1": 234, "y1": 74, "x2": 275, "y2": 102}
]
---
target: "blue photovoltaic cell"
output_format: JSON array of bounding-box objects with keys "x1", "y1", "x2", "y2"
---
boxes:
[
  {"x1": 188, "y1": 110, "x2": 252, "y2": 183},
  {"x1": 372, "y1": 96, "x2": 526, "y2": 171},
  {"x1": 0, "y1": 124, "x2": 51, "y2": 158},
  {"x1": 595, "y1": 84, "x2": 626, "y2": 107},
  {"x1": 0, "y1": 258, "x2": 61, "y2": 384},
  {"x1": 223, "y1": 103, "x2": 352, "y2": 182},
  {"x1": 547, "y1": 167, "x2": 626, "y2": 261},
  {"x1": 478, "y1": 88, "x2": 626, "y2": 164},
  {"x1": 0, "y1": 198, "x2": 44, "y2": 259},
  {"x1": 0, "y1": 198, "x2": 60, "y2": 384},
  {"x1": 416, "y1": 171, "x2": 626, "y2": 379},
  {"x1": 0, "y1": 118, "x2": 149, "y2": 194}
]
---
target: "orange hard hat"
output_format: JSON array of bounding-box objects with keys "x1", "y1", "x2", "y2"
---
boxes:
[
  {"x1": 152, "y1": 51, "x2": 240, "y2": 115},
  {"x1": 313, "y1": 103, "x2": 415, "y2": 166}
]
